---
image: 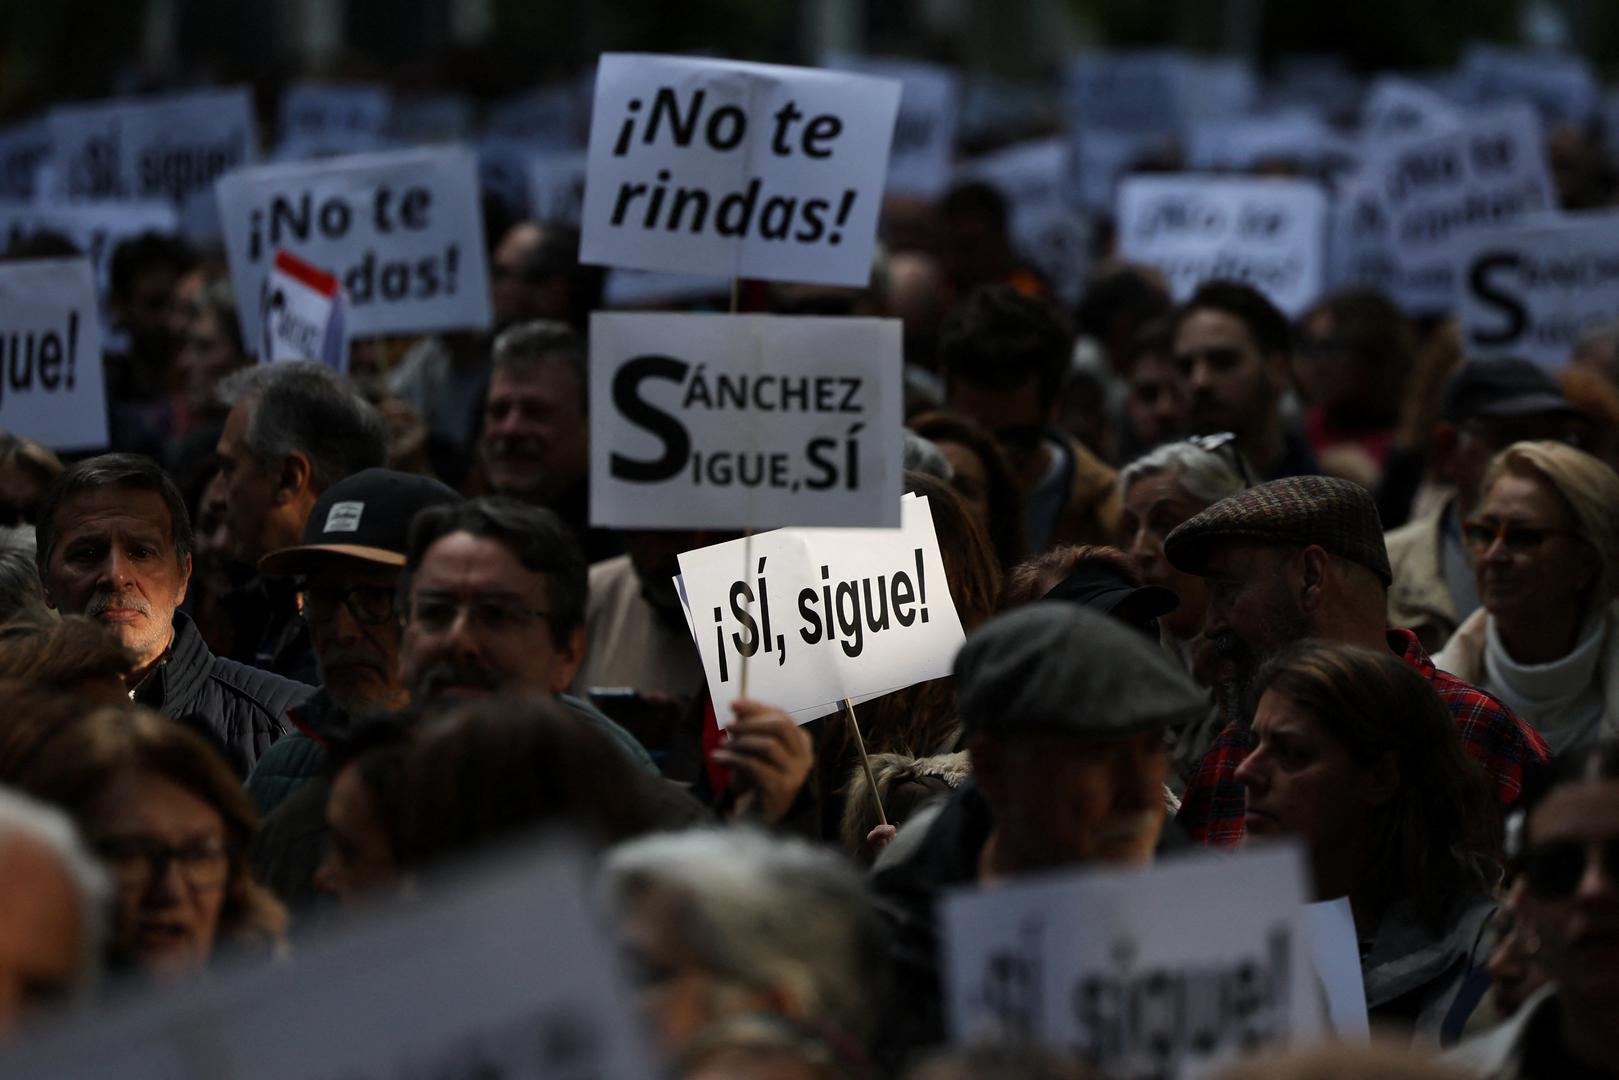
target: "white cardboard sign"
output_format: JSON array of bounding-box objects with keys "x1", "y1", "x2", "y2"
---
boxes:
[
  {"x1": 216, "y1": 146, "x2": 492, "y2": 354},
  {"x1": 527, "y1": 151, "x2": 588, "y2": 226},
  {"x1": 676, "y1": 494, "x2": 964, "y2": 726},
  {"x1": 0, "y1": 120, "x2": 50, "y2": 200},
  {"x1": 1062, "y1": 50, "x2": 1190, "y2": 135},
  {"x1": 1361, "y1": 105, "x2": 1556, "y2": 312},
  {"x1": 263, "y1": 249, "x2": 348, "y2": 369},
  {"x1": 591, "y1": 312, "x2": 902, "y2": 530},
  {"x1": 1462, "y1": 44, "x2": 1598, "y2": 127},
  {"x1": 0, "y1": 841, "x2": 656, "y2": 1080},
  {"x1": 580, "y1": 54, "x2": 901, "y2": 287},
  {"x1": 0, "y1": 200, "x2": 179, "y2": 296},
  {"x1": 1359, "y1": 76, "x2": 1464, "y2": 141},
  {"x1": 48, "y1": 88, "x2": 258, "y2": 216},
  {"x1": 276, "y1": 82, "x2": 393, "y2": 160},
  {"x1": 1116, "y1": 175, "x2": 1329, "y2": 317},
  {"x1": 940, "y1": 845, "x2": 1324, "y2": 1080},
  {"x1": 0, "y1": 258, "x2": 107, "y2": 451},
  {"x1": 1455, "y1": 211, "x2": 1619, "y2": 370},
  {"x1": 825, "y1": 55, "x2": 960, "y2": 198}
]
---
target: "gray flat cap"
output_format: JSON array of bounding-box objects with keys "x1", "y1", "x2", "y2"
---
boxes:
[{"x1": 954, "y1": 601, "x2": 1208, "y2": 739}]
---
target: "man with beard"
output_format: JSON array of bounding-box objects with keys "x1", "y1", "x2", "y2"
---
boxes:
[
  {"x1": 36, "y1": 454, "x2": 310, "y2": 777},
  {"x1": 1172, "y1": 281, "x2": 1319, "y2": 482},
  {"x1": 477, "y1": 320, "x2": 618, "y2": 563},
  {"x1": 1162, "y1": 474, "x2": 1549, "y2": 846},
  {"x1": 245, "y1": 469, "x2": 460, "y2": 907},
  {"x1": 396, "y1": 496, "x2": 654, "y2": 771}
]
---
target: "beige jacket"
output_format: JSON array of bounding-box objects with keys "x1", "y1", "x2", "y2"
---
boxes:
[{"x1": 1386, "y1": 507, "x2": 1460, "y2": 655}]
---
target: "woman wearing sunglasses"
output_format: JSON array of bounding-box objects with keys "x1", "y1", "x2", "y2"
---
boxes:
[
  {"x1": 1434, "y1": 441, "x2": 1619, "y2": 757},
  {"x1": 1448, "y1": 741, "x2": 1619, "y2": 1076},
  {"x1": 1234, "y1": 641, "x2": 1500, "y2": 1043}
]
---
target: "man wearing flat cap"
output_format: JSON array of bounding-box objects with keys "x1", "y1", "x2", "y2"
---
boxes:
[
  {"x1": 869, "y1": 602, "x2": 1206, "y2": 1072},
  {"x1": 1163, "y1": 474, "x2": 1550, "y2": 848}
]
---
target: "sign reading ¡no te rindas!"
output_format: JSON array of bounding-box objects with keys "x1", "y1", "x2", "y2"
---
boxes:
[
  {"x1": 580, "y1": 54, "x2": 901, "y2": 286},
  {"x1": 215, "y1": 146, "x2": 491, "y2": 356}
]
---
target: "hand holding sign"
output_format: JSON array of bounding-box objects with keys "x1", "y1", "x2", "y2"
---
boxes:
[
  {"x1": 581, "y1": 54, "x2": 901, "y2": 286},
  {"x1": 677, "y1": 495, "x2": 964, "y2": 725}
]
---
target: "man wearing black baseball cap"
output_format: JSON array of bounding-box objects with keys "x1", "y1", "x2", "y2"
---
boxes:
[
  {"x1": 245, "y1": 468, "x2": 460, "y2": 819},
  {"x1": 1386, "y1": 357, "x2": 1578, "y2": 651}
]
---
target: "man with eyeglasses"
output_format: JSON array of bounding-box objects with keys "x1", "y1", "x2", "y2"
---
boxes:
[
  {"x1": 941, "y1": 284, "x2": 1121, "y2": 555},
  {"x1": 243, "y1": 469, "x2": 458, "y2": 909},
  {"x1": 1385, "y1": 358, "x2": 1578, "y2": 653},
  {"x1": 397, "y1": 495, "x2": 655, "y2": 771},
  {"x1": 246, "y1": 468, "x2": 461, "y2": 816}
]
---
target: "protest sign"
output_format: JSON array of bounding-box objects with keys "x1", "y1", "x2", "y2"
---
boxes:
[
  {"x1": 0, "y1": 258, "x2": 107, "y2": 451},
  {"x1": 1268, "y1": 56, "x2": 1363, "y2": 116},
  {"x1": 1305, "y1": 898, "x2": 1369, "y2": 1039},
  {"x1": 48, "y1": 88, "x2": 257, "y2": 225},
  {"x1": 0, "y1": 199, "x2": 179, "y2": 296},
  {"x1": 940, "y1": 844, "x2": 1322, "y2": 1080},
  {"x1": 1462, "y1": 44, "x2": 1597, "y2": 127},
  {"x1": 390, "y1": 93, "x2": 475, "y2": 144},
  {"x1": 1186, "y1": 111, "x2": 1355, "y2": 177},
  {"x1": 603, "y1": 268, "x2": 731, "y2": 307},
  {"x1": 216, "y1": 146, "x2": 491, "y2": 354},
  {"x1": 263, "y1": 250, "x2": 348, "y2": 369},
  {"x1": 1359, "y1": 104, "x2": 1556, "y2": 312},
  {"x1": 1454, "y1": 212, "x2": 1619, "y2": 370},
  {"x1": 276, "y1": 82, "x2": 393, "y2": 160},
  {"x1": 676, "y1": 494, "x2": 964, "y2": 725},
  {"x1": 580, "y1": 54, "x2": 901, "y2": 287},
  {"x1": 957, "y1": 139, "x2": 1093, "y2": 305},
  {"x1": 1359, "y1": 76, "x2": 1464, "y2": 141},
  {"x1": 1061, "y1": 50, "x2": 1190, "y2": 136},
  {"x1": 0, "y1": 119, "x2": 50, "y2": 200},
  {"x1": 825, "y1": 55, "x2": 959, "y2": 198},
  {"x1": 527, "y1": 151, "x2": 588, "y2": 226},
  {"x1": 590, "y1": 312, "x2": 901, "y2": 530},
  {"x1": 1116, "y1": 175, "x2": 1329, "y2": 317},
  {"x1": 0, "y1": 840, "x2": 656, "y2": 1080}
]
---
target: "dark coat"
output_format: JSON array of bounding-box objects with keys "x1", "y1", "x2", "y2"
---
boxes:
[{"x1": 134, "y1": 612, "x2": 312, "y2": 778}]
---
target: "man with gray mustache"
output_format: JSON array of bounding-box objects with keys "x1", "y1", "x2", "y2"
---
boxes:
[{"x1": 37, "y1": 454, "x2": 310, "y2": 778}]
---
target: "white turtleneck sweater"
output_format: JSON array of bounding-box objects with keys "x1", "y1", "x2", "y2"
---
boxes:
[{"x1": 1435, "y1": 601, "x2": 1619, "y2": 757}]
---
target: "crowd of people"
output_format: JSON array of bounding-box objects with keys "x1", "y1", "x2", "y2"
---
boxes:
[{"x1": 2, "y1": 57, "x2": 1619, "y2": 1080}]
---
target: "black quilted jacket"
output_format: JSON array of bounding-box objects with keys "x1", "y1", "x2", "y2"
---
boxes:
[{"x1": 134, "y1": 612, "x2": 314, "y2": 779}]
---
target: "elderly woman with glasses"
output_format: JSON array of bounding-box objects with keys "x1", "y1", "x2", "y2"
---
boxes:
[
  {"x1": 12, "y1": 706, "x2": 284, "y2": 983},
  {"x1": 1434, "y1": 441, "x2": 1619, "y2": 757}
]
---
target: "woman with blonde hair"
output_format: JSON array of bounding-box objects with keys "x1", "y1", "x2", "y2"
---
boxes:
[
  {"x1": 13, "y1": 706, "x2": 284, "y2": 982},
  {"x1": 1435, "y1": 440, "x2": 1619, "y2": 756}
]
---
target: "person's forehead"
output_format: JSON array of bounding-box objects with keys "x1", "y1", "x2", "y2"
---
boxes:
[
  {"x1": 54, "y1": 486, "x2": 173, "y2": 540},
  {"x1": 489, "y1": 361, "x2": 580, "y2": 402},
  {"x1": 413, "y1": 530, "x2": 544, "y2": 593},
  {"x1": 1174, "y1": 308, "x2": 1258, "y2": 355},
  {"x1": 1530, "y1": 780, "x2": 1619, "y2": 845},
  {"x1": 301, "y1": 556, "x2": 401, "y2": 588},
  {"x1": 1480, "y1": 472, "x2": 1563, "y2": 521}
]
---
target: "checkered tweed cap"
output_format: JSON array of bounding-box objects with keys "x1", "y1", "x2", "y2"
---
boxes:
[{"x1": 1163, "y1": 475, "x2": 1392, "y2": 585}]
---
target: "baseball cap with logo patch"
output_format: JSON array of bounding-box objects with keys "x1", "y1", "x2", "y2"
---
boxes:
[{"x1": 259, "y1": 468, "x2": 461, "y2": 576}]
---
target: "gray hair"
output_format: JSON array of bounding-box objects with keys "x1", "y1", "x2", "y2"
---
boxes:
[
  {"x1": 603, "y1": 827, "x2": 883, "y2": 1041},
  {"x1": 0, "y1": 785, "x2": 109, "y2": 999},
  {"x1": 491, "y1": 319, "x2": 587, "y2": 411},
  {"x1": 1119, "y1": 441, "x2": 1246, "y2": 506},
  {"x1": 217, "y1": 362, "x2": 388, "y2": 493},
  {"x1": 0, "y1": 545, "x2": 53, "y2": 625},
  {"x1": 904, "y1": 431, "x2": 954, "y2": 483}
]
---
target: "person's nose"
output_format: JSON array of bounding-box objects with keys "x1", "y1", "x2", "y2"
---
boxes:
[
  {"x1": 96, "y1": 548, "x2": 133, "y2": 591},
  {"x1": 203, "y1": 470, "x2": 227, "y2": 516},
  {"x1": 313, "y1": 848, "x2": 342, "y2": 899},
  {"x1": 1575, "y1": 841, "x2": 1619, "y2": 903},
  {"x1": 328, "y1": 597, "x2": 364, "y2": 645},
  {"x1": 1129, "y1": 525, "x2": 1161, "y2": 569},
  {"x1": 141, "y1": 855, "x2": 186, "y2": 908},
  {"x1": 1234, "y1": 746, "x2": 1267, "y2": 795}
]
